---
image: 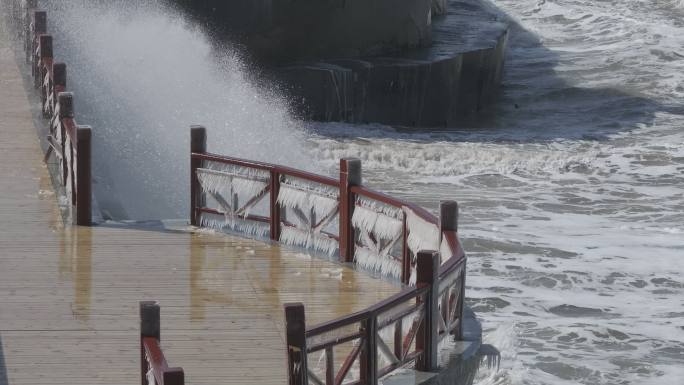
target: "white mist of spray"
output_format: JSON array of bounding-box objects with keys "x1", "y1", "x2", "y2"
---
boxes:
[{"x1": 45, "y1": 0, "x2": 311, "y2": 220}]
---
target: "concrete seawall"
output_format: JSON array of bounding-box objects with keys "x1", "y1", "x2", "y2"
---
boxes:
[
  {"x1": 172, "y1": 0, "x2": 433, "y2": 61},
  {"x1": 171, "y1": 0, "x2": 509, "y2": 127},
  {"x1": 279, "y1": 0, "x2": 509, "y2": 127}
]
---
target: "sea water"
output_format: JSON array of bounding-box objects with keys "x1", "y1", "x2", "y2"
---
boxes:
[{"x1": 307, "y1": 1, "x2": 684, "y2": 384}]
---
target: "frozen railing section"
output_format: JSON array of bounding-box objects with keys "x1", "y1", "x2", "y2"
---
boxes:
[
  {"x1": 189, "y1": 126, "x2": 464, "y2": 286},
  {"x1": 140, "y1": 302, "x2": 185, "y2": 385},
  {"x1": 285, "y1": 251, "x2": 465, "y2": 385},
  {"x1": 14, "y1": 2, "x2": 92, "y2": 226},
  {"x1": 352, "y1": 192, "x2": 406, "y2": 281},
  {"x1": 278, "y1": 174, "x2": 341, "y2": 256},
  {"x1": 190, "y1": 125, "x2": 342, "y2": 249},
  {"x1": 195, "y1": 160, "x2": 272, "y2": 237}
]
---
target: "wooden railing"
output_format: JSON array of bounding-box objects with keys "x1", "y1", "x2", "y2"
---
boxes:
[
  {"x1": 190, "y1": 126, "x2": 468, "y2": 384},
  {"x1": 16, "y1": 2, "x2": 92, "y2": 225},
  {"x1": 140, "y1": 302, "x2": 185, "y2": 385}
]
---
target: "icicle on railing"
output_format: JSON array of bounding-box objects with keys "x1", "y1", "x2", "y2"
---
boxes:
[
  {"x1": 352, "y1": 196, "x2": 404, "y2": 280},
  {"x1": 200, "y1": 211, "x2": 270, "y2": 238},
  {"x1": 277, "y1": 176, "x2": 340, "y2": 256},
  {"x1": 436, "y1": 263, "x2": 465, "y2": 345},
  {"x1": 196, "y1": 161, "x2": 271, "y2": 237},
  {"x1": 402, "y1": 206, "x2": 454, "y2": 284}
]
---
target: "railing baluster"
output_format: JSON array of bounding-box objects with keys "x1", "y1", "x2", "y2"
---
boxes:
[
  {"x1": 190, "y1": 125, "x2": 207, "y2": 226},
  {"x1": 285, "y1": 303, "x2": 308, "y2": 385},
  {"x1": 394, "y1": 318, "x2": 403, "y2": 361},
  {"x1": 58, "y1": 92, "x2": 73, "y2": 187},
  {"x1": 401, "y1": 213, "x2": 410, "y2": 284},
  {"x1": 31, "y1": 11, "x2": 46, "y2": 67},
  {"x1": 339, "y1": 158, "x2": 361, "y2": 263},
  {"x1": 270, "y1": 170, "x2": 281, "y2": 240},
  {"x1": 415, "y1": 250, "x2": 439, "y2": 372},
  {"x1": 37, "y1": 34, "x2": 51, "y2": 89},
  {"x1": 140, "y1": 301, "x2": 160, "y2": 385},
  {"x1": 75, "y1": 125, "x2": 92, "y2": 226},
  {"x1": 456, "y1": 267, "x2": 466, "y2": 340},
  {"x1": 359, "y1": 315, "x2": 377, "y2": 385},
  {"x1": 325, "y1": 346, "x2": 334, "y2": 385}
]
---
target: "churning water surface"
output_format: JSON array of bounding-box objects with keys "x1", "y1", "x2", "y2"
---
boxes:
[
  {"x1": 307, "y1": 1, "x2": 684, "y2": 384},
  {"x1": 37, "y1": 0, "x2": 684, "y2": 384}
]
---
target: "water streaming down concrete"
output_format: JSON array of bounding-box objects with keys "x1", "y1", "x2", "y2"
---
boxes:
[{"x1": 278, "y1": 0, "x2": 509, "y2": 127}]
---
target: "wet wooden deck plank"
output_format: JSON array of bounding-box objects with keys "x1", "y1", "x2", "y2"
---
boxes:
[{"x1": 0, "y1": 13, "x2": 399, "y2": 385}]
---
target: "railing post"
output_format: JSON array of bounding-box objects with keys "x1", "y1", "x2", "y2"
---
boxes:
[
  {"x1": 29, "y1": 10, "x2": 46, "y2": 65},
  {"x1": 23, "y1": 1, "x2": 38, "y2": 57},
  {"x1": 75, "y1": 125, "x2": 92, "y2": 226},
  {"x1": 53, "y1": 62, "x2": 67, "y2": 89},
  {"x1": 416, "y1": 250, "x2": 439, "y2": 372},
  {"x1": 284, "y1": 303, "x2": 307, "y2": 385},
  {"x1": 58, "y1": 92, "x2": 73, "y2": 187},
  {"x1": 190, "y1": 125, "x2": 206, "y2": 226},
  {"x1": 339, "y1": 158, "x2": 361, "y2": 263},
  {"x1": 439, "y1": 200, "x2": 459, "y2": 263},
  {"x1": 439, "y1": 200, "x2": 461, "y2": 339},
  {"x1": 163, "y1": 368, "x2": 185, "y2": 385},
  {"x1": 360, "y1": 316, "x2": 378, "y2": 385},
  {"x1": 456, "y1": 265, "x2": 466, "y2": 340},
  {"x1": 140, "y1": 301, "x2": 160, "y2": 385},
  {"x1": 36, "y1": 34, "x2": 51, "y2": 89},
  {"x1": 270, "y1": 170, "x2": 281, "y2": 240},
  {"x1": 401, "y1": 213, "x2": 410, "y2": 284}
]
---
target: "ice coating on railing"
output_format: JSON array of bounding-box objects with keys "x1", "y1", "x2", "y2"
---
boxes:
[
  {"x1": 200, "y1": 212, "x2": 270, "y2": 238},
  {"x1": 404, "y1": 206, "x2": 440, "y2": 257},
  {"x1": 277, "y1": 176, "x2": 339, "y2": 221},
  {"x1": 196, "y1": 168, "x2": 268, "y2": 203},
  {"x1": 354, "y1": 246, "x2": 402, "y2": 280},
  {"x1": 352, "y1": 197, "x2": 404, "y2": 279},
  {"x1": 146, "y1": 367, "x2": 156, "y2": 385},
  {"x1": 65, "y1": 135, "x2": 73, "y2": 200},
  {"x1": 353, "y1": 198, "x2": 403, "y2": 241},
  {"x1": 205, "y1": 160, "x2": 270, "y2": 180},
  {"x1": 279, "y1": 226, "x2": 338, "y2": 256},
  {"x1": 276, "y1": 176, "x2": 340, "y2": 256}
]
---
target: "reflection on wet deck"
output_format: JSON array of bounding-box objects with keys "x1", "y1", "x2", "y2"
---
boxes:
[{"x1": 0, "y1": 17, "x2": 399, "y2": 385}]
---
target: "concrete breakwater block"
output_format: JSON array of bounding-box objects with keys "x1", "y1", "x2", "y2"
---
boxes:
[
  {"x1": 277, "y1": 0, "x2": 509, "y2": 127},
  {"x1": 172, "y1": 0, "x2": 433, "y2": 60}
]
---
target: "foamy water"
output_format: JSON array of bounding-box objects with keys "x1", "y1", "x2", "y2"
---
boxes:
[{"x1": 307, "y1": 1, "x2": 684, "y2": 384}]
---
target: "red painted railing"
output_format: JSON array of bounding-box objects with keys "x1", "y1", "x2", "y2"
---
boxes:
[
  {"x1": 190, "y1": 127, "x2": 468, "y2": 385},
  {"x1": 18, "y1": 2, "x2": 92, "y2": 225},
  {"x1": 140, "y1": 302, "x2": 185, "y2": 385}
]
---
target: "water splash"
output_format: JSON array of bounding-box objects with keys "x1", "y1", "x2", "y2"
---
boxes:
[{"x1": 45, "y1": 0, "x2": 311, "y2": 220}]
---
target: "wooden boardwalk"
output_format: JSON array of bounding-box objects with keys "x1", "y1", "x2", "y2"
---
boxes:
[{"x1": 0, "y1": 14, "x2": 398, "y2": 385}]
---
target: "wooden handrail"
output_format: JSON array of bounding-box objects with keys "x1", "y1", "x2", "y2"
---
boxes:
[
  {"x1": 192, "y1": 152, "x2": 340, "y2": 187},
  {"x1": 189, "y1": 128, "x2": 468, "y2": 384},
  {"x1": 21, "y1": 7, "x2": 92, "y2": 226},
  {"x1": 140, "y1": 302, "x2": 184, "y2": 385}
]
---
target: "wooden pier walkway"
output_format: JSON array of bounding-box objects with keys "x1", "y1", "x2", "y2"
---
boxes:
[{"x1": 0, "y1": 14, "x2": 398, "y2": 385}]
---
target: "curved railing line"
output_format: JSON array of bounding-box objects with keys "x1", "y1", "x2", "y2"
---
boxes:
[{"x1": 190, "y1": 127, "x2": 468, "y2": 385}]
